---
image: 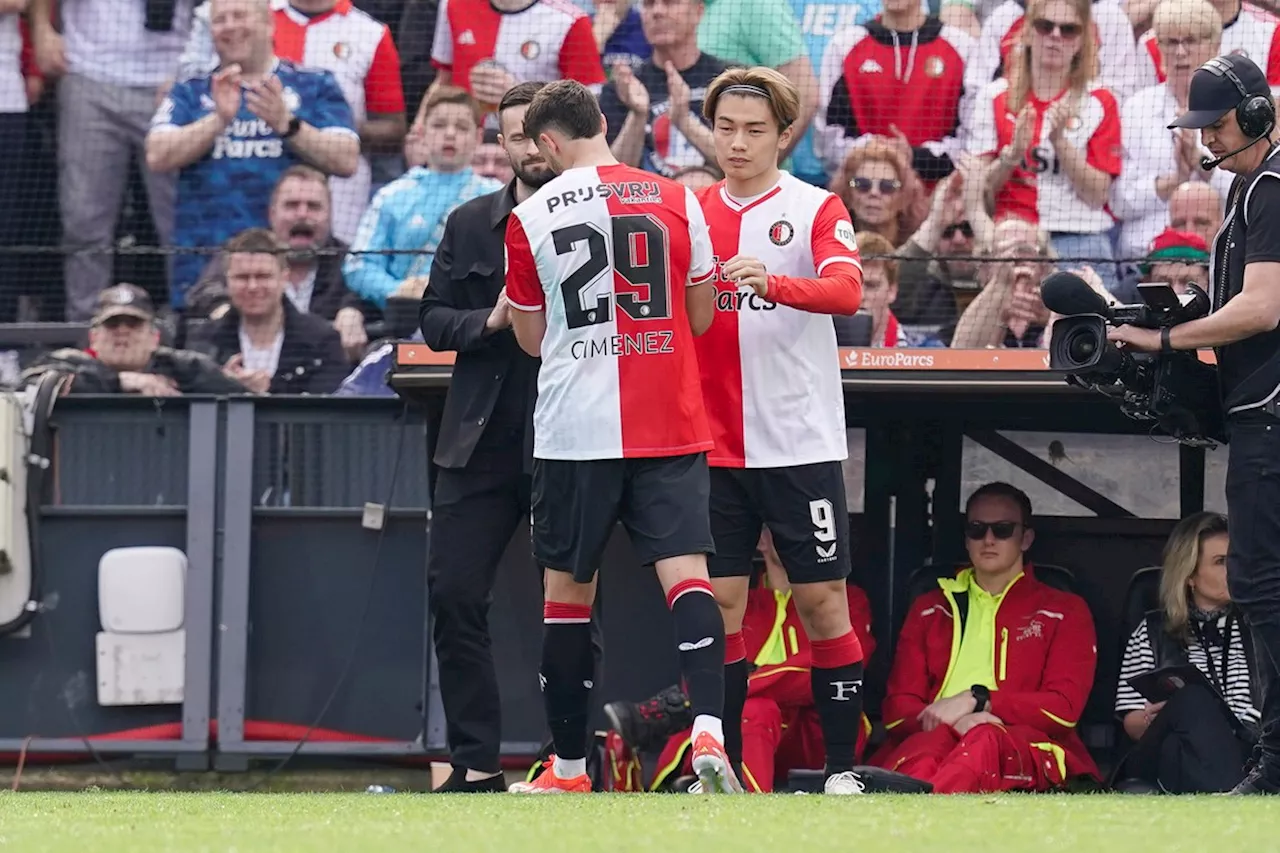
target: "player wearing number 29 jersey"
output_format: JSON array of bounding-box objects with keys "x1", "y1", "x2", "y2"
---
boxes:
[
  {"x1": 506, "y1": 163, "x2": 716, "y2": 461},
  {"x1": 504, "y1": 80, "x2": 738, "y2": 798}
]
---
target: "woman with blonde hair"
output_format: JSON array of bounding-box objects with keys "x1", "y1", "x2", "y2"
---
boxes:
[
  {"x1": 830, "y1": 140, "x2": 925, "y2": 248},
  {"x1": 1113, "y1": 511, "x2": 1260, "y2": 793},
  {"x1": 963, "y1": 0, "x2": 1123, "y2": 291}
]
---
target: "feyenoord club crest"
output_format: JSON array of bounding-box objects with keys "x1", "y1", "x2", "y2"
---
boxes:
[
  {"x1": 925, "y1": 56, "x2": 945, "y2": 78},
  {"x1": 521, "y1": 40, "x2": 541, "y2": 60},
  {"x1": 769, "y1": 220, "x2": 794, "y2": 246}
]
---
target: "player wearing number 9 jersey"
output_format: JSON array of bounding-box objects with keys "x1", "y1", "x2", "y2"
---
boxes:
[
  {"x1": 693, "y1": 67, "x2": 869, "y2": 797},
  {"x1": 502, "y1": 80, "x2": 741, "y2": 797}
]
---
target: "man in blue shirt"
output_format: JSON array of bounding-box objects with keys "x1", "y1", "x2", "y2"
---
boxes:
[
  {"x1": 145, "y1": 0, "x2": 360, "y2": 311},
  {"x1": 343, "y1": 86, "x2": 503, "y2": 309}
]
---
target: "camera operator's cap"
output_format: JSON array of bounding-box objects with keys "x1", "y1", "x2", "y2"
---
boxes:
[
  {"x1": 1168, "y1": 54, "x2": 1270, "y2": 129},
  {"x1": 92, "y1": 284, "x2": 155, "y2": 325},
  {"x1": 1141, "y1": 228, "x2": 1209, "y2": 273}
]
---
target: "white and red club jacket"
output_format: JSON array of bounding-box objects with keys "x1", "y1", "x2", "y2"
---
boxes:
[
  {"x1": 431, "y1": 0, "x2": 606, "y2": 97},
  {"x1": 1140, "y1": 10, "x2": 1280, "y2": 87},
  {"x1": 966, "y1": 77, "x2": 1122, "y2": 233},
  {"x1": 816, "y1": 17, "x2": 974, "y2": 180},
  {"x1": 274, "y1": 0, "x2": 404, "y2": 242},
  {"x1": 693, "y1": 173, "x2": 864, "y2": 470},
  {"x1": 505, "y1": 165, "x2": 715, "y2": 461},
  {"x1": 963, "y1": 0, "x2": 1150, "y2": 116}
]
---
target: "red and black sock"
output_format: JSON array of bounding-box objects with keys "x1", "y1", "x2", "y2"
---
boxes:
[
  {"x1": 541, "y1": 601, "x2": 594, "y2": 762},
  {"x1": 810, "y1": 631, "x2": 865, "y2": 775}
]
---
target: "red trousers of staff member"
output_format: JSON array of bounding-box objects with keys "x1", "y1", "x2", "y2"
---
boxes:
[{"x1": 879, "y1": 724, "x2": 1066, "y2": 794}]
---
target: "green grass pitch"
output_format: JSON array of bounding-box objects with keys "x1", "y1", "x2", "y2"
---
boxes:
[
  {"x1": 0, "y1": 791, "x2": 1276, "y2": 852},
  {"x1": 0, "y1": 788, "x2": 1274, "y2": 845}
]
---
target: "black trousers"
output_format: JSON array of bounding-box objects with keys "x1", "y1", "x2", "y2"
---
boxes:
[
  {"x1": 1225, "y1": 420, "x2": 1280, "y2": 766},
  {"x1": 1123, "y1": 683, "x2": 1253, "y2": 793},
  {"x1": 427, "y1": 463, "x2": 604, "y2": 774}
]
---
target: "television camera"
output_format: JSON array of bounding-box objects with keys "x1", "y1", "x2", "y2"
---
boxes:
[{"x1": 1044, "y1": 271, "x2": 1225, "y2": 446}]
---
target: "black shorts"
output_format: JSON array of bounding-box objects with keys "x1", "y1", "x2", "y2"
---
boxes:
[
  {"x1": 707, "y1": 461, "x2": 851, "y2": 584},
  {"x1": 530, "y1": 453, "x2": 715, "y2": 583}
]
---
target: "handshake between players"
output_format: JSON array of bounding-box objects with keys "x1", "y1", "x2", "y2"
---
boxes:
[{"x1": 501, "y1": 66, "x2": 867, "y2": 796}]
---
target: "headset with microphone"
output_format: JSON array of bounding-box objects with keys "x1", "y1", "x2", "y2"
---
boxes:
[{"x1": 1198, "y1": 57, "x2": 1277, "y2": 170}]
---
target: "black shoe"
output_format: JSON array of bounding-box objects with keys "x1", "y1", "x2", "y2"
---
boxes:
[
  {"x1": 1112, "y1": 777, "x2": 1160, "y2": 795},
  {"x1": 847, "y1": 766, "x2": 935, "y2": 794},
  {"x1": 603, "y1": 685, "x2": 693, "y2": 753},
  {"x1": 1227, "y1": 764, "x2": 1280, "y2": 796},
  {"x1": 432, "y1": 767, "x2": 506, "y2": 793}
]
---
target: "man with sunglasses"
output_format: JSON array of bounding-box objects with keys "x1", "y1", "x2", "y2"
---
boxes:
[
  {"x1": 1109, "y1": 53, "x2": 1280, "y2": 795},
  {"x1": 858, "y1": 482, "x2": 1099, "y2": 794}
]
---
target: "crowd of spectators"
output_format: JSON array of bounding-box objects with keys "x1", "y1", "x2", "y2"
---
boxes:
[{"x1": 0, "y1": 0, "x2": 1251, "y2": 394}]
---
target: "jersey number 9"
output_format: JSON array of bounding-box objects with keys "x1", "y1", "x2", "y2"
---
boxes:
[{"x1": 551, "y1": 214, "x2": 672, "y2": 330}]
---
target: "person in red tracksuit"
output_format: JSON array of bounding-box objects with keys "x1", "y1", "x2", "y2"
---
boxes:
[
  {"x1": 867, "y1": 481, "x2": 1100, "y2": 794},
  {"x1": 606, "y1": 528, "x2": 876, "y2": 793}
]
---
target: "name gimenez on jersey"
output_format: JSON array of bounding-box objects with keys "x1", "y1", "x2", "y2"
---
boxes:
[
  {"x1": 212, "y1": 119, "x2": 286, "y2": 160},
  {"x1": 545, "y1": 180, "x2": 665, "y2": 213},
  {"x1": 570, "y1": 329, "x2": 675, "y2": 360}
]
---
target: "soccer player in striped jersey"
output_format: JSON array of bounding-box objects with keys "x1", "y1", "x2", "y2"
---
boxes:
[
  {"x1": 693, "y1": 66, "x2": 869, "y2": 795},
  {"x1": 503, "y1": 79, "x2": 740, "y2": 795}
]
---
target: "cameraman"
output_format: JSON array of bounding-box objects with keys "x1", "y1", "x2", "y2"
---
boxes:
[{"x1": 1108, "y1": 54, "x2": 1280, "y2": 796}]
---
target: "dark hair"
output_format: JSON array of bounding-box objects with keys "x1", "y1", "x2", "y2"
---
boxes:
[
  {"x1": 421, "y1": 84, "x2": 481, "y2": 125},
  {"x1": 499, "y1": 80, "x2": 549, "y2": 114},
  {"x1": 223, "y1": 227, "x2": 287, "y2": 267},
  {"x1": 965, "y1": 481, "x2": 1034, "y2": 529},
  {"x1": 523, "y1": 79, "x2": 603, "y2": 142}
]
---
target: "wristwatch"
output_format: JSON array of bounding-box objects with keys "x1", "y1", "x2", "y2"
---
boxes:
[
  {"x1": 1160, "y1": 326, "x2": 1173, "y2": 354},
  {"x1": 970, "y1": 684, "x2": 991, "y2": 713},
  {"x1": 280, "y1": 116, "x2": 302, "y2": 139}
]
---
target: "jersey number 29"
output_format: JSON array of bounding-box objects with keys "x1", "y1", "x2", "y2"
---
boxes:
[{"x1": 551, "y1": 214, "x2": 672, "y2": 330}]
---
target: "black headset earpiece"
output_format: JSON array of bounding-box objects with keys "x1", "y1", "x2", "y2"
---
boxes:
[{"x1": 1203, "y1": 57, "x2": 1277, "y2": 138}]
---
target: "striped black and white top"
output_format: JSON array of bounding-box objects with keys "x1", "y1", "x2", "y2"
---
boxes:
[{"x1": 1115, "y1": 615, "x2": 1260, "y2": 726}]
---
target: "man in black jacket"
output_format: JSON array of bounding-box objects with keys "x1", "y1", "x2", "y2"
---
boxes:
[
  {"x1": 186, "y1": 229, "x2": 351, "y2": 395},
  {"x1": 22, "y1": 284, "x2": 247, "y2": 396},
  {"x1": 418, "y1": 81, "x2": 557, "y2": 793}
]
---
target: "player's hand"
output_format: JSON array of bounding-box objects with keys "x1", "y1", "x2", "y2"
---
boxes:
[
  {"x1": 722, "y1": 255, "x2": 770, "y2": 299},
  {"x1": 486, "y1": 287, "x2": 512, "y2": 332},
  {"x1": 665, "y1": 61, "x2": 691, "y2": 127},
  {"x1": 245, "y1": 74, "x2": 292, "y2": 136},
  {"x1": 211, "y1": 64, "x2": 243, "y2": 123},
  {"x1": 1106, "y1": 324, "x2": 1162, "y2": 352},
  {"x1": 613, "y1": 64, "x2": 650, "y2": 116}
]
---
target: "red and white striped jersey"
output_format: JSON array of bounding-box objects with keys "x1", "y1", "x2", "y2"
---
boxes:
[
  {"x1": 694, "y1": 173, "x2": 863, "y2": 469},
  {"x1": 1140, "y1": 12, "x2": 1280, "y2": 88},
  {"x1": 505, "y1": 164, "x2": 716, "y2": 461},
  {"x1": 966, "y1": 78, "x2": 1122, "y2": 233},
  {"x1": 274, "y1": 0, "x2": 404, "y2": 243},
  {"x1": 431, "y1": 0, "x2": 606, "y2": 96},
  {"x1": 963, "y1": 0, "x2": 1150, "y2": 109}
]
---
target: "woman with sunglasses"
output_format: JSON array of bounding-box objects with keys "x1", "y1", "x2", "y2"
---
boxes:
[
  {"x1": 1112, "y1": 512, "x2": 1260, "y2": 793},
  {"x1": 1112, "y1": 0, "x2": 1232, "y2": 295},
  {"x1": 829, "y1": 139, "x2": 924, "y2": 247},
  {"x1": 963, "y1": 0, "x2": 1123, "y2": 292}
]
